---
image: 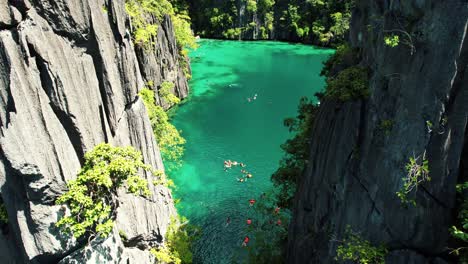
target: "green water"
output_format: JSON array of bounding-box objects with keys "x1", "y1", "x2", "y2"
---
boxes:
[{"x1": 169, "y1": 39, "x2": 333, "y2": 263}]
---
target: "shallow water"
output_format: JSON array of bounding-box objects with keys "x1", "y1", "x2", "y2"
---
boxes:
[{"x1": 168, "y1": 39, "x2": 333, "y2": 263}]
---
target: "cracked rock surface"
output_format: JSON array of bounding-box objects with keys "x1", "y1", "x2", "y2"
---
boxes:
[
  {"x1": 287, "y1": 1, "x2": 468, "y2": 263},
  {"x1": 0, "y1": 0, "x2": 188, "y2": 262}
]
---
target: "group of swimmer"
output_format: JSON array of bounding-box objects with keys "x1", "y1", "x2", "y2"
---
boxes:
[
  {"x1": 223, "y1": 160, "x2": 283, "y2": 247},
  {"x1": 247, "y1": 94, "x2": 258, "y2": 102},
  {"x1": 223, "y1": 160, "x2": 253, "y2": 182},
  {"x1": 225, "y1": 195, "x2": 283, "y2": 247}
]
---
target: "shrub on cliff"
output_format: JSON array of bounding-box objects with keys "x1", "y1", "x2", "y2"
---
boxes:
[
  {"x1": 125, "y1": 0, "x2": 197, "y2": 52},
  {"x1": 271, "y1": 97, "x2": 319, "y2": 208},
  {"x1": 159, "y1": 81, "x2": 181, "y2": 105},
  {"x1": 139, "y1": 88, "x2": 186, "y2": 162},
  {"x1": 151, "y1": 216, "x2": 200, "y2": 264},
  {"x1": 324, "y1": 66, "x2": 370, "y2": 101},
  {"x1": 55, "y1": 143, "x2": 155, "y2": 239}
]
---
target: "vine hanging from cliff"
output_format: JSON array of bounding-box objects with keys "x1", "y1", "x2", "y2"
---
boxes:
[{"x1": 139, "y1": 88, "x2": 186, "y2": 163}]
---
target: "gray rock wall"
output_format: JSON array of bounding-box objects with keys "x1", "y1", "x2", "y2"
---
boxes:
[
  {"x1": 288, "y1": 1, "x2": 468, "y2": 263},
  {"x1": 0, "y1": 0, "x2": 188, "y2": 262}
]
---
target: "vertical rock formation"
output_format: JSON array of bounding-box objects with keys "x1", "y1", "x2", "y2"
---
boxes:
[
  {"x1": 0, "y1": 0, "x2": 189, "y2": 262},
  {"x1": 288, "y1": 1, "x2": 467, "y2": 263}
]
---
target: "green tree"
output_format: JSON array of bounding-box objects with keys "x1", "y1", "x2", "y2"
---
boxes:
[{"x1": 55, "y1": 143, "x2": 154, "y2": 239}]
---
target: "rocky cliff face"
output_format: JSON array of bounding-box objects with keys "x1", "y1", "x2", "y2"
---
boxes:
[
  {"x1": 288, "y1": 1, "x2": 468, "y2": 263},
  {"x1": 0, "y1": 0, "x2": 188, "y2": 263}
]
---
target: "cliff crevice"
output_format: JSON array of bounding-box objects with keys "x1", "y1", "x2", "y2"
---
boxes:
[
  {"x1": 0, "y1": 0, "x2": 189, "y2": 262},
  {"x1": 288, "y1": 1, "x2": 468, "y2": 263}
]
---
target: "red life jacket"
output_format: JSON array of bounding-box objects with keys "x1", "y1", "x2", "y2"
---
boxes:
[{"x1": 246, "y1": 219, "x2": 252, "y2": 225}]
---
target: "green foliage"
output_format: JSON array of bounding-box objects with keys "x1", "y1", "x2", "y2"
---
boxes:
[
  {"x1": 139, "y1": 88, "x2": 186, "y2": 162},
  {"x1": 324, "y1": 66, "x2": 370, "y2": 101},
  {"x1": 125, "y1": 0, "x2": 196, "y2": 52},
  {"x1": 246, "y1": 0, "x2": 258, "y2": 12},
  {"x1": 0, "y1": 199, "x2": 7, "y2": 224},
  {"x1": 330, "y1": 11, "x2": 351, "y2": 38},
  {"x1": 223, "y1": 28, "x2": 243, "y2": 39},
  {"x1": 159, "y1": 81, "x2": 181, "y2": 105},
  {"x1": 384, "y1": 35, "x2": 399, "y2": 47},
  {"x1": 151, "y1": 216, "x2": 200, "y2": 264},
  {"x1": 271, "y1": 97, "x2": 319, "y2": 208},
  {"x1": 173, "y1": 14, "x2": 198, "y2": 51},
  {"x1": 244, "y1": 191, "x2": 289, "y2": 263},
  {"x1": 119, "y1": 230, "x2": 128, "y2": 241},
  {"x1": 450, "y1": 182, "x2": 468, "y2": 261},
  {"x1": 336, "y1": 227, "x2": 387, "y2": 264},
  {"x1": 190, "y1": 0, "x2": 353, "y2": 46},
  {"x1": 321, "y1": 44, "x2": 359, "y2": 77},
  {"x1": 378, "y1": 119, "x2": 394, "y2": 136},
  {"x1": 396, "y1": 153, "x2": 430, "y2": 206},
  {"x1": 55, "y1": 143, "x2": 153, "y2": 239}
]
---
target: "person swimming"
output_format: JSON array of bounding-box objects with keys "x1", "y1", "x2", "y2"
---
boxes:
[
  {"x1": 246, "y1": 218, "x2": 252, "y2": 225},
  {"x1": 246, "y1": 173, "x2": 252, "y2": 178},
  {"x1": 242, "y1": 236, "x2": 250, "y2": 247},
  {"x1": 274, "y1": 207, "x2": 280, "y2": 214},
  {"x1": 276, "y1": 219, "x2": 282, "y2": 226},
  {"x1": 240, "y1": 163, "x2": 246, "y2": 167},
  {"x1": 249, "y1": 199, "x2": 256, "y2": 206},
  {"x1": 226, "y1": 217, "x2": 231, "y2": 227}
]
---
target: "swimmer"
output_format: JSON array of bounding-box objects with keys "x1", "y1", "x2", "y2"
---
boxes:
[
  {"x1": 249, "y1": 199, "x2": 256, "y2": 206},
  {"x1": 247, "y1": 98, "x2": 251, "y2": 102},
  {"x1": 274, "y1": 207, "x2": 280, "y2": 214},
  {"x1": 232, "y1": 161, "x2": 238, "y2": 166},
  {"x1": 240, "y1": 163, "x2": 246, "y2": 167},
  {"x1": 276, "y1": 219, "x2": 282, "y2": 226},
  {"x1": 242, "y1": 236, "x2": 250, "y2": 247},
  {"x1": 225, "y1": 217, "x2": 231, "y2": 227},
  {"x1": 246, "y1": 218, "x2": 252, "y2": 225},
  {"x1": 246, "y1": 173, "x2": 252, "y2": 178}
]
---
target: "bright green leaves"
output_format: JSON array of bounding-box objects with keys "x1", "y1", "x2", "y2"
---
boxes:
[
  {"x1": 246, "y1": 0, "x2": 258, "y2": 12},
  {"x1": 330, "y1": 11, "x2": 351, "y2": 38},
  {"x1": 125, "y1": 0, "x2": 161, "y2": 46},
  {"x1": 325, "y1": 66, "x2": 370, "y2": 101},
  {"x1": 396, "y1": 152, "x2": 430, "y2": 206},
  {"x1": 336, "y1": 227, "x2": 387, "y2": 264},
  {"x1": 450, "y1": 182, "x2": 468, "y2": 259},
  {"x1": 151, "y1": 216, "x2": 200, "y2": 264},
  {"x1": 139, "y1": 88, "x2": 186, "y2": 163},
  {"x1": 125, "y1": 0, "x2": 197, "y2": 53},
  {"x1": 159, "y1": 81, "x2": 181, "y2": 105},
  {"x1": 384, "y1": 34, "x2": 399, "y2": 47},
  {"x1": 55, "y1": 143, "x2": 153, "y2": 239}
]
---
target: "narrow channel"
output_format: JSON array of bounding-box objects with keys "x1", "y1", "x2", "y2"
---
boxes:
[{"x1": 168, "y1": 39, "x2": 333, "y2": 263}]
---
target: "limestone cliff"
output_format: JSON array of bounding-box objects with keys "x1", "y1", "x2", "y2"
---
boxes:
[
  {"x1": 0, "y1": 0, "x2": 189, "y2": 263},
  {"x1": 288, "y1": 1, "x2": 468, "y2": 263}
]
